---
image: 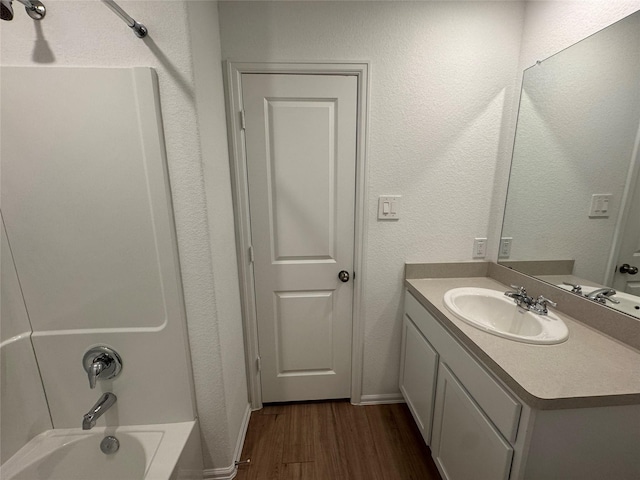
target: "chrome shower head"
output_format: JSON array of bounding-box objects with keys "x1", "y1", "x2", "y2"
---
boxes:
[
  {"x1": 1, "y1": 0, "x2": 14, "y2": 21},
  {"x1": 1, "y1": 0, "x2": 46, "y2": 21}
]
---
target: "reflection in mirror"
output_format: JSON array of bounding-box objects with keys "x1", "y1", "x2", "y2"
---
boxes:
[{"x1": 500, "y1": 10, "x2": 640, "y2": 318}]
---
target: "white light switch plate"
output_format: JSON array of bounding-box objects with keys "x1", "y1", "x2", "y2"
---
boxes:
[
  {"x1": 589, "y1": 194, "x2": 612, "y2": 218},
  {"x1": 378, "y1": 195, "x2": 401, "y2": 220}
]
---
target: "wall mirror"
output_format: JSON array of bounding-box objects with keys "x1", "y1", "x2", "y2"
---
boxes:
[{"x1": 500, "y1": 9, "x2": 640, "y2": 318}]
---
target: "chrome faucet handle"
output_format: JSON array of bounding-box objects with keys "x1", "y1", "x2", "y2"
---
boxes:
[
  {"x1": 531, "y1": 295, "x2": 557, "y2": 315},
  {"x1": 562, "y1": 282, "x2": 582, "y2": 294},
  {"x1": 505, "y1": 285, "x2": 527, "y2": 299},
  {"x1": 594, "y1": 292, "x2": 621, "y2": 305},
  {"x1": 82, "y1": 346, "x2": 122, "y2": 389},
  {"x1": 88, "y1": 359, "x2": 106, "y2": 389},
  {"x1": 537, "y1": 295, "x2": 556, "y2": 307}
]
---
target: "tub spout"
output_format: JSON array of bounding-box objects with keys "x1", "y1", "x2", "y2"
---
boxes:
[{"x1": 82, "y1": 392, "x2": 117, "y2": 430}]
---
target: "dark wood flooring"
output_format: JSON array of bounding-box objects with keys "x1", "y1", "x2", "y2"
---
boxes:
[{"x1": 234, "y1": 400, "x2": 442, "y2": 480}]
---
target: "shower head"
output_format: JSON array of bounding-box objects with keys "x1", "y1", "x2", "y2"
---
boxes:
[
  {"x1": 0, "y1": 0, "x2": 46, "y2": 21},
  {"x1": 1, "y1": 0, "x2": 14, "y2": 21}
]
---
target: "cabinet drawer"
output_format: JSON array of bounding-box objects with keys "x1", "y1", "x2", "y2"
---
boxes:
[{"x1": 404, "y1": 290, "x2": 521, "y2": 443}]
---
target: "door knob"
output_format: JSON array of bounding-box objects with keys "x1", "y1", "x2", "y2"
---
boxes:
[
  {"x1": 338, "y1": 270, "x2": 350, "y2": 282},
  {"x1": 619, "y1": 264, "x2": 639, "y2": 275}
]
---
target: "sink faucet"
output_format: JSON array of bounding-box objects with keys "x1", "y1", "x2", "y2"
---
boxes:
[
  {"x1": 562, "y1": 282, "x2": 583, "y2": 294},
  {"x1": 505, "y1": 286, "x2": 557, "y2": 315},
  {"x1": 504, "y1": 285, "x2": 534, "y2": 310},
  {"x1": 82, "y1": 392, "x2": 117, "y2": 430},
  {"x1": 585, "y1": 288, "x2": 620, "y2": 305}
]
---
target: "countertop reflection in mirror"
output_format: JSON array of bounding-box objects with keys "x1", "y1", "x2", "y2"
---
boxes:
[{"x1": 500, "y1": 9, "x2": 640, "y2": 319}]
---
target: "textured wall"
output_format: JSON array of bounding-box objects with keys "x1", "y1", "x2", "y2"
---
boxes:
[
  {"x1": 0, "y1": 0, "x2": 247, "y2": 470},
  {"x1": 186, "y1": 1, "x2": 250, "y2": 471},
  {"x1": 519, "y1": 1, "x2": 640, "y2": 71},
  {"x1": 218, "y1": 1, "x2": 525, "y2": 396}
]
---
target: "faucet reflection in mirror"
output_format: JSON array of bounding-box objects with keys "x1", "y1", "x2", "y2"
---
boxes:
[{"x1": 500, "y1": 9, "x2": 640, "y2": 319}]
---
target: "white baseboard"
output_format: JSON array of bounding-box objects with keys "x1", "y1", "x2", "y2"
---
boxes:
[
  {"x1": 203, "y1": 403, "x2": 252, "y2": 480},
  {"x1": 358, "y1": 393, "x2": 405, "y2": 405}
]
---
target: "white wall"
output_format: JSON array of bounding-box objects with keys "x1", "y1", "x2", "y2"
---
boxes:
[
  {"x1": 218, "y1": 1, "x2": 526, "y2": 397},
  {"x1": 2, "y1": 65, "x2": 198, "y2": 430},
  {"x1": 519, "y1": 1, "x2": 640, "y2": 71},
  {"x1": 0, "y1": 1, "x2": 247, "y2": 471},
  {"x1": 186, "y1": 1, "x2": 250, "y2": 472},
  {"x1": 0, "y1": 221, "x2": 52, "y2": 463}
]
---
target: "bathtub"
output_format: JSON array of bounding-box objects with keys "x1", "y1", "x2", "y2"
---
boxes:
[{"x1": 0, "y1": 421, "x2": 202, "y2": 480}]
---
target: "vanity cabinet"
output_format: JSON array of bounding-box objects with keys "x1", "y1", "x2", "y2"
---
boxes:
[
  {"x1": 402, "y1": 290, "x2": 519, "y2": 480},
  {"x1": 431, "y1": 363, "x2": 513, "y2": 480},
  {"x1": 399, "y1": 314, "x2": 438, "y2": 445},
  {"x1": 401, "y1": 288, "x2": 640, "y2": 480}
]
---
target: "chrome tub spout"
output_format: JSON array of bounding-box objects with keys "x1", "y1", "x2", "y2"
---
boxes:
[{"x1": 82, "y1": 392, "x2": 117, "y2": 430}]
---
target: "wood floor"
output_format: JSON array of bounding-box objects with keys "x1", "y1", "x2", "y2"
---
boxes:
[{"x1": 234, "y1": 400, "x2": 442, "y2": 480}]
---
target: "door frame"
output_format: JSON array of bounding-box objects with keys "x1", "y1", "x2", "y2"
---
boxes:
[
  {"x1": 605, "y1": 121, "x2": 640, "y2": 287},
  {"x1": 224, "y1": 61, "x2": 370, "y2": 409}
]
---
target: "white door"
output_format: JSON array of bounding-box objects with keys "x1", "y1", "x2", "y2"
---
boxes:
[
  {"x1": 612, "y1": 171, "x2": 640, "y2": 295},
  {"x1": 242, "y1": 73, "x2": 357, "y2": 403}
]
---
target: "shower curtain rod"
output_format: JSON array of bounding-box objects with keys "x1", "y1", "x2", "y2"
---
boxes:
[{"x1": 101, "y1": 0, "x2": 147, "y2": 38}]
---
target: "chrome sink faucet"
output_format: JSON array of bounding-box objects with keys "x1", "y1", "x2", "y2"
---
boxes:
[
  {"x1": 505, "y1": 285, "x2": 534, "y2": 310},
  {"x1": 82, "y1": 392, "x2": 117, "y2": 430},
  {"x1": 585, "y1": 288, "x2": 620, "y2": 305},
  {"x1": 530, "y1": 295, "x2": 557, "y2": 315},
  {"x1": 562, "y1": 282, "x2": 583, "y2": 294},
  {"x1": 505, "y1": 285, "x2": 557, "y2": 315}
]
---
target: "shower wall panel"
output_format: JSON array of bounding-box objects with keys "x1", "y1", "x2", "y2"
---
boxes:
[{"x1": 0, "y1": 66, "x2": 196, "y2": 427}]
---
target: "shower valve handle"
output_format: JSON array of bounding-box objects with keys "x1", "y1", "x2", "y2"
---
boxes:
[{"x1": 82, "y1": 346, "x2": 122, "y2": 389}]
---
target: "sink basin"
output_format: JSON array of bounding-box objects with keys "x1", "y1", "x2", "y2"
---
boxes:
[{"x1": 443, "y1": 287, "x2": 568, "y2": 344}]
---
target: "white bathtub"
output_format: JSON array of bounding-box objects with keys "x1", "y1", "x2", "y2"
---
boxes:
[{"x1": 0, "y1": 421, "x2": 202, "y2": 480}]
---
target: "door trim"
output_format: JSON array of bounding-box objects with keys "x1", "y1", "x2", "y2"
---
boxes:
[
  {"x1": 605, "y1": 120, "x2": 640, "y2": 287},
  {"x1": 224, "y1": 61, "x2": 370, "y2": 409}
]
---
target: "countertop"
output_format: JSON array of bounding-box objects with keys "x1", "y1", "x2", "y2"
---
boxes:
[{"x1": 406, "y1": 276, "x2": 640, "y2": 410}]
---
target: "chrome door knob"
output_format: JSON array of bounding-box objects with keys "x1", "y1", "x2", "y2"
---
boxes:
[
  {"x1": 338, "y1": 270, "x2": 350, "y2": 282},
  {"x1": 620, "y1": 264, "x2": 639, "y2": 275}
]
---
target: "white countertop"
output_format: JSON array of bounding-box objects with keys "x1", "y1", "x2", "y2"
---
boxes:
[{"x1": 406, "y1": 276, "x2": 640, "y2": 409}]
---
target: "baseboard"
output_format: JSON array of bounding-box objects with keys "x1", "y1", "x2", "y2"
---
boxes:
[
  {"x1": 203, "y1": 464, "x2": 236, "y2": 480},
  {"x1": 203, "y1": 403, "x2": 252, "y2": 480},
  {"x1": 358, "y1": 393, "x2": 405, "y2": 405}
]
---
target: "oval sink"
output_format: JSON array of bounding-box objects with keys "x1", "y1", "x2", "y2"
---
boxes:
[{"x1": 443, "y1": 287, "x2": 568, "y2": 345}]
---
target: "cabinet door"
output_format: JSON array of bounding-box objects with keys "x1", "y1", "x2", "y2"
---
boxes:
[
  {"x1": 432, "y1": 363, "x2": 513, "y2": 480},
  {"x1": 399, "y1": 314, "x2": 439, "y2": 445}
]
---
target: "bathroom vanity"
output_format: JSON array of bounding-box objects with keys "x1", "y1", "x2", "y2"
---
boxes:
[{"x1": 400, "y1": 274, "x2": 640, "y2": 480}]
